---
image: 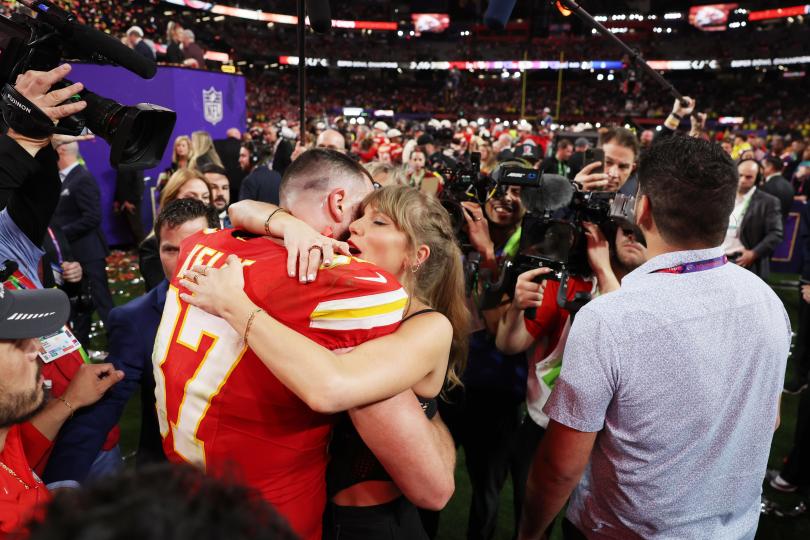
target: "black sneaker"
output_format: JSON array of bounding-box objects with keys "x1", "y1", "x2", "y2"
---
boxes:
[{"x1": 784, "y1": 379, "x2": 809, "y2": 395}]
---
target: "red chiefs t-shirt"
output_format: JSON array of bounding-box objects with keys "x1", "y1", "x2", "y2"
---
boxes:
[
  {"x1": 2, "y1": 273, "x2": 119, "y2": 451},
  {"x1": 0, "y1": 423, "x2": 53, "y2": 535},
  {"x1": 153, "y1": 229, "x2": 406, "y2": 540}
]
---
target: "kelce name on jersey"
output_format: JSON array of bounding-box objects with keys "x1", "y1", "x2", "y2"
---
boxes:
[{"x1": 175, "y1": 243, "x2": 257, "y2": 280}]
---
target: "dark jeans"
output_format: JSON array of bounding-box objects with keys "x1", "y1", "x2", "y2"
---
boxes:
[
  {"x1": 512, "y1": 415, "x2": 548, "y2": 535},
  {"x1": 72, "y1": 258, "x2": 113, "y2": 348},
  {"x1": 782, "y1": 388, "x2": 810, "y2": 487},
  {"x1": 323, "y1": 497, "x2": 428, "y2": 540},
  {"x1": 792, "y1": 290, "x2": 810, "y2": 383}
]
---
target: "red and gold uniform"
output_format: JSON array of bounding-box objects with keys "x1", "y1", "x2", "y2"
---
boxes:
[{"x1": 153, "y1": 229, "x2": 406, "y2": 540}]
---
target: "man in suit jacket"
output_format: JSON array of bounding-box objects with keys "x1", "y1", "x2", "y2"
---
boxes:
[
  {"x1": 50, "y1": 142, "x2": 113, "y2": 347},
  {"x1": 722, "y1": 159, "x2": 783, "y2": 280},
  {"x1": 761, "y1": 156, "x2": 796, "y2": 225},
  {"x1": 127, "y1": 26, "x2": 155, "y2": 61},
  {"x1": 44, "y1": 199, "x2": 220, "y2": 481},
  {"x1": 214, "y1": 128, "x2": 245, "y2": 201},
  {"x1": 239, "y1": 161, "x2": 282, "y2": 205}
]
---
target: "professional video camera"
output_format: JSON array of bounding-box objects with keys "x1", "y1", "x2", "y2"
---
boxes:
[
  {"x1": 482, "y1": 166, "x2": 638, "y2": 314},
  {"x1": 0, "y1": 0, "x2": 176, "y2": 170}
]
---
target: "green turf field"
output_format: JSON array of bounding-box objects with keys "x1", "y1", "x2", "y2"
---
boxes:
[{"x1": 105, "y1": 257, "x2": 809, "y2": 539}]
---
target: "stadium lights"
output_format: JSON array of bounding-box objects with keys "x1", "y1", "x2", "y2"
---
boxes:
[{"x1": 664, "y1": 12, "x2": 682, "y2": 20}]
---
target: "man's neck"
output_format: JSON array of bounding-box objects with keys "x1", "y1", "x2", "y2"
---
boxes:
[
  {"x1": 0, "y1": 427, "x2": 8, "y2": 453},
  {"x1": 60, "y1": 158, "x2": 78, "y2": 171},
  {"x1": 643, "y1": 232, "x2": 715, "y2": 260},
  {"x1": 738, "y1": 186, "x2": 754, "y2": 198}
]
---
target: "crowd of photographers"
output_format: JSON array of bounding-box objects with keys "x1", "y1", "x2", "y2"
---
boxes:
[{"x1": 0, "y1": 55, "x2": 809, "y2": 540}]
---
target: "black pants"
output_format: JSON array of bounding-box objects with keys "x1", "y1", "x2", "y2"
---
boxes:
[
  {"x1": 792, "y1": 289, "x2": 810, "y2": 383},
  {"x1": 511, "y1": 415, "x2": 548, "y2": 535},
  {"x1": 323, "y1": 497, "x2": 428, "y2": 540},
  {"x1": 72, "y1": 258, "x2": 113, "y2": 348},
  {"x1": 782, "y1": 387, "x2": 810, "y2": 487},
  {"x1": 426, "y1": 388, "x2": 532, "y2": 540}
]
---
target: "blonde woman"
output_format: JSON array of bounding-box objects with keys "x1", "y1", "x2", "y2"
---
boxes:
[
  {"x1": 188, "y1": 130, "x2": 224, "y2": 171},
  {"x1": 180, "y1": 186, "x2": 470, "y2": 538}
]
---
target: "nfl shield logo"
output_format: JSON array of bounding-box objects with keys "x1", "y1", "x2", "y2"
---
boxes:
[{"x1": 203, "y1": 87, "x2": 223, "y2": 126}]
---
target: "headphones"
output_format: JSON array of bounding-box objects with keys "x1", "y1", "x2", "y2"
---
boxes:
[{"x1": 738, "y1": 158, "x2": 763, "y2": 186}]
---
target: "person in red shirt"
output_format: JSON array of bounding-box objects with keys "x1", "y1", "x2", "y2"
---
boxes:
[{"x1": 0, "y1": 286, "x2": 123, "y2": 536}]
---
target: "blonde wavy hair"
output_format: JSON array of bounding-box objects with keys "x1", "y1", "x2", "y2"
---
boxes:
[
  {"x1": 159, "y1": 168, "x2": 209, "y2": 206},
  {"x1": 361, "y1": 186, "x2": 470, "y2": 390},
  {"x1": 188, "y1": 131, "x2": 224, "y2": 170}
]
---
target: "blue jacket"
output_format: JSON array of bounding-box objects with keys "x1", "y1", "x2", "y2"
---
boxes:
[{"x1": 43, "y1": 280, "x2": 168, "y2": 482}]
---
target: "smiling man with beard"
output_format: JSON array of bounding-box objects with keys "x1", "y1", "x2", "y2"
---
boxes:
[{"x1": 0, "y1": 285, "x2": 122, "y2": 535}]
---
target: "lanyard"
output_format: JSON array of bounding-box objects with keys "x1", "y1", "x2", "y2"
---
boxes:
[
  {"x1": 652, "y1": 255, "x2": 728, "y2": 274},
  {"x1": 46, "y1": 228, "x2": 64, "y2": 264}
]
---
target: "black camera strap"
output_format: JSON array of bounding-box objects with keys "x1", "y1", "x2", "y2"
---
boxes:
[{"x1": 0, "y1": 84, "x2": 55, "y2": 139}]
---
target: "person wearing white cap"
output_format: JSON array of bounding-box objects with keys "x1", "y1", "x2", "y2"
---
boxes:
[{"x1": 126, "y1": 26, "x2": 154, "y2": 61}]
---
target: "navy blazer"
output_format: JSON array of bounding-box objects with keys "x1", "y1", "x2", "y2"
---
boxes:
[
  {"x1": 51, "y1": 164, "x2": 109, "y2": 263},
  {"x1": 43, "y1": 280, "x2": 168, "y2": 483}
]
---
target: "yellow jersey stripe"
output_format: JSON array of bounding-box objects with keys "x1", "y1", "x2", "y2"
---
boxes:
[
  {"x1": 311, "y1": 288, "x2": 408, "y2": 312},
  {"x1": 310, "y1": 309, "x2": 404, "y2": 331},
  {"x1": 311, "y1": 297, "x2": 408, "y2": 321}
]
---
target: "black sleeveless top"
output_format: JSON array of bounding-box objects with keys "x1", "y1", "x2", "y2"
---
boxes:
[{"x1": 326, "y1": 309, "x2": 439, "y2": 498}]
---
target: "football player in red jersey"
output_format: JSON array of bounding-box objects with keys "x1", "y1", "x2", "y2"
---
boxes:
[
  {"x1": 181, "y1": 185, "x2": 470, "y2": 539},
  {"x1": 153, "y1": 151, "x2": 456, "y2": 540}
]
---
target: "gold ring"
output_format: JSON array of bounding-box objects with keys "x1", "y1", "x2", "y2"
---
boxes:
[
  {"x1": 192, "y1": 273, "x2": 199, "y2": 285},
  {"x1": 200, "y1": 266, "x2": 208, "y2": 277},
  {"x1": 308, "y1": 245, "x2": 323, "y2": 252}
]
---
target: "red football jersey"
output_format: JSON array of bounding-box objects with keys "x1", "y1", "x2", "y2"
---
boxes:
[{"x1": 153, "y1": 229, "x2": 406, "y2": 540}]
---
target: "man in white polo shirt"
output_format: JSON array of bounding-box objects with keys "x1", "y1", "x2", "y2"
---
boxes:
[{"x1": 519, "y1": 136, "x2": 791, "y2": 540}]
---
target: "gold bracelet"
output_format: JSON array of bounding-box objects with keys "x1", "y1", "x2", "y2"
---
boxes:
[
  {"x1": 264, "y1": 207, "x2": 289, "y2": 236},
  {"x1": 57, "y1": 396, "x2": 74, "y2": 418},
  {"x1": 244, "y1": 308, "x2": 264, "y2": 343}
]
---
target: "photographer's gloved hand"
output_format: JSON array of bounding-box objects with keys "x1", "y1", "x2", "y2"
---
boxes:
[
  {"x1": 584, "y1": 222, "x2": 620, "y2": 294},
  {"x1": 575, "y1": 161, "x2": 610, "y2": 192},
  {"x1": 511, "y1": 267, "x2": 552, "y2": 312},
  {"x1": 461, "y1": 201, "x2": 495, "y2": 266},
  {"x1": 9, "y1": 64, "x2": 87, "y2": 156}
]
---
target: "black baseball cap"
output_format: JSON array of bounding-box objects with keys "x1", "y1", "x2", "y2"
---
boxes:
[{"x1": 0, "y1": 286, "x2": 70, "y2": 339}]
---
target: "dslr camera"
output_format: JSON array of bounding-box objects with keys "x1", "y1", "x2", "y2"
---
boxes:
[{"x1": 0, "y1": 1, "x2": 176, "y2": 170}]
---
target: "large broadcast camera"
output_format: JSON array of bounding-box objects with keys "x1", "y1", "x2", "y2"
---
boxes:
[
  {"x1": 442, "y1": 157, "x2": 638, "y2": 314},
  {"x1": 0, "y1": 0, "x2": 176, "y2": 170}
]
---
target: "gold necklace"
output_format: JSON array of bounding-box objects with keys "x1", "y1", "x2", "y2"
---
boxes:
[{"x1": 0, "y1": 460, "x2": 31, "y2": 490}]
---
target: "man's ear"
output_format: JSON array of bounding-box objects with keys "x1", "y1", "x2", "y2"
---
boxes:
[
  {"x1": 326, "y1": 188, "x2": 347, "y2": 224},
  {"x1": 636, "y1": 193, "x2": 654, "y2": 232}
]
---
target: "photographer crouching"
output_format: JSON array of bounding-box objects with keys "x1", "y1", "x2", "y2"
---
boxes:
[{"x1": 0, "y1": 64, "x2": 124, "y2": 534}]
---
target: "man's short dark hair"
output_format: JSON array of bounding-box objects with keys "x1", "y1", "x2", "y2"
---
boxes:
[
  {"x1": 763, "y1": 156, "x2": 783, "y2": 173},
  {"x1": 27, "y1": 464, "x2": 298, "y2": 540},
  {"x1": 638, "y1": 136, "x2": 737, "y2": 247},
  {"x1": 557, "y1": 138, "x2": 573, "y2": 150},
  {"x1": 200, "y1": 163, "x2": 229, "y2": 178},
  {"x1": 279, "y1": 148, "x2": 372, "y2": 203},
  {"x1": 600, "y1": 127, "x2": 640, "y2": 159},
  {"x1": 155, "y1": 198, "x2": 219, "y2": 244}
]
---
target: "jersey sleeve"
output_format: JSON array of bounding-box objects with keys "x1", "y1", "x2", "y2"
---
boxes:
[{"x1": 250, "y1": 255, "x2": 407, "y2": 351}]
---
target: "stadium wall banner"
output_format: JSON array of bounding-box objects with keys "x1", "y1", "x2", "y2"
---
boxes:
[{"x1": 69, "y1": 64, "x2": 246, "y2": 246}]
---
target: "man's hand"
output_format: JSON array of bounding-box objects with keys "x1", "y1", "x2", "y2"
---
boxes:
[
  {"x1": 61, "y1": 261, "x2": 82, "y2": 284},
  {"x1": 461, "y1": 202, "x2": 494, "y2": 259},
  {"x1": 801, "y1": 284, "x2": 810, "y2": 304},
  {"x1": 9, "y1": 64, "x2": 87, "y2": 155},
  {"x1": 62, "y1": 363, "x2": 124, "y2": 409},
  {"x1": 735, "y1": 249, "x2": 757, "y2": 268},
  {"x1": 689, "y1": 112, "x2": 707, "y2": 138},
  {"x1": 512, "y1": 267, "x2": 552, "y2": 312},
  {"x1": 672, "y1": 96, "x2": 695, "y2": 118},
  {"x1": 574, "y1": 161, "x2": 610, "y2": 192}
]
